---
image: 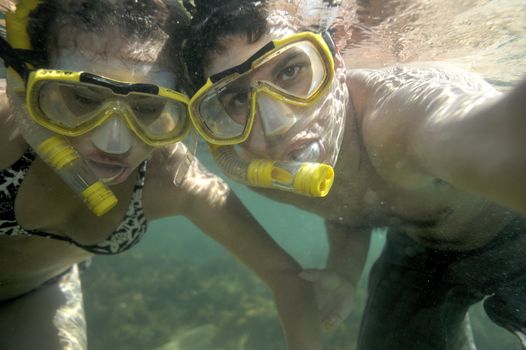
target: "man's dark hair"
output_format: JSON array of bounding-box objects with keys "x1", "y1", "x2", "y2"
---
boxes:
[
  {"x1": 25, "y1": 0, "x2": 189, "y2": 73},
  {"x1": 182, "y1": 0, "x2": 268, "y2": 90}
]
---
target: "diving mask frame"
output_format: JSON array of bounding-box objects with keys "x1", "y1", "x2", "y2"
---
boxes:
[
  {"x1": 190, "y1": 31, "x2": 338, "y2": 198},
  {"x1": 188, "y1": 31, "x2": 336, "y2": 145},
  {"x1": 26, "y1": 69, "x2": 192, "y2": 147}
]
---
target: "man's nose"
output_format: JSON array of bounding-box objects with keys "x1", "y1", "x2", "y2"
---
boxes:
[
  {"x1": 256, "y1": 94, "x2": 298, "y2": 137},
  {"x1": 244, "y1": 115, "x2": 270, "y2": 156},
  {"x1": 91, "y1": 115, "x2": 133, "y2": 154}
]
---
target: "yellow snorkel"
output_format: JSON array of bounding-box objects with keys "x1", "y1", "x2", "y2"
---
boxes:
[
  {"x1": 210, "y1": 145, "x2": 334, "y2": 197},
  {"x1": 4, "y1": 0, "x2": 118, "y2": 216}
]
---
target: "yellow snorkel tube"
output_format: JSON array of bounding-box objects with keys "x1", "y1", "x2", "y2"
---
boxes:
[
  {"x1": 210, "y1": 145, "x2": 334, "y2": 197},
  {"x1": 4, "y1": 0, "x2": 118, "y2": 216}
]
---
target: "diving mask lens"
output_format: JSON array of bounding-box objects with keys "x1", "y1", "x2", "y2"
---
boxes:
[
  {"x1": 28, "y1": 74, "x2": 190, "y2": 146},
  {"x1": 197, "y1": 75, "x2": 252, "y2": 141},
  {"x1": 192, "y1": 38, "x2": 332, "y2": 144},
  {"x1": 36, "y1": 81, "x2": 111, "y2": 129}
]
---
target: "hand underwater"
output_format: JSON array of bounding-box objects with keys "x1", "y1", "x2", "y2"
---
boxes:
[{"x1": 299, "y1": 268, "x2": 355, "y2": 331}]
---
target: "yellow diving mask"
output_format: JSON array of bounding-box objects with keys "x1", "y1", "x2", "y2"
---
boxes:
[
  {"x1": 189, "y1": 31, "x2": 340, "y2": 197},
  {"x1": 189, "y1": 31, "x2": 335, "y2": 145},
  {"x1": 25, "y1": 69, "x2": 191, "y2": 147}
]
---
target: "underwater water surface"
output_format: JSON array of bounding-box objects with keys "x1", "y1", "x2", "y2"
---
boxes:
[{"x1": 77, "y1": 0, "x2": 526, "y2": 349}]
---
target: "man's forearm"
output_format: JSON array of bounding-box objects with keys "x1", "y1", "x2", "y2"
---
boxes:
[
  {"x1": 272, "y1": 272, "x2": 323, "y2": 350},
  {"x1": 326, "y1": 221, "x2": 372, "y2": 286}
]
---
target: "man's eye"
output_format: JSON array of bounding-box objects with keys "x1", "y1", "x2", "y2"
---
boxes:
[
  {"x1": 280, "y1": 65, "x2": 302, "y2": 81},
  {"x1": 232, "y1": 92, "x2": 249, "y2": 106}
]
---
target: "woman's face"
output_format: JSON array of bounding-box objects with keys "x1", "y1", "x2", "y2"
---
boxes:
[
  {"x1": 43, "y1": 29, "x2": 176, "y2": 185},
  {"x1": 203, "y1": 29, "x2": 348, "y2": 167}
]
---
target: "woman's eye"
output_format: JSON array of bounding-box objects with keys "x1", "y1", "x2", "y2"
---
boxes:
[
  {"x1": 134, "y1": 105, "x2": 160, "y2": 114},
  {"x1": 133, "y1": 104, "x2": 163, "y2": 123},
  {"x1": 74, "y1": 93, "x2": 100, "y2": 106}
]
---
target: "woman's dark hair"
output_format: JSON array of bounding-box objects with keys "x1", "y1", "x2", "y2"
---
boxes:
[
  {"x1": 25, "y1": 0, "x2": 189, "y2": 73},
  {"x1": 182, "y1": 0, "x2": 268, "y2": 89}
]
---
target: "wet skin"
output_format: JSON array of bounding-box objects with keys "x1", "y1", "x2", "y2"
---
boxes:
[
  {"x1": 0, "y1": 30, "x2": 210, "y2": 300},
  {"x1": 0, "y1": 25, "x2": 325, "y2": 349},
  {"x1": 205, "y1": 33, "x2": 520, "y2": 253}
]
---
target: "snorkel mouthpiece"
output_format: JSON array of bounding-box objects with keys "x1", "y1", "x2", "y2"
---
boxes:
[
  {"x1": 211, "y1": 145, "x2": 334, "y2": 197},
  {"x1": 248, "y1": 160, "x2": 334, "y2": 197}
]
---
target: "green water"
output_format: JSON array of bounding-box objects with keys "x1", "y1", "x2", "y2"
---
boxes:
[
  {"x1": 2, "y1": 1, "x2": 524, "y2": 348},
  {"x1": 81, "y1": 150, "x2": 521, "y2": 350}
]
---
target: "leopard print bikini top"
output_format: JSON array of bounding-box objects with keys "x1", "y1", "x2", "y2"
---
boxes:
[{"x1": 0, "y1": 148, "x2": 148, "y2": 254}]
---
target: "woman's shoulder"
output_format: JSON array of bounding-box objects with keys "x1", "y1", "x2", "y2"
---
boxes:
[
  {"x1": 143, "y1": 145, "x2": 230, "y2": 218},
  {"x1": 148, "y1": 145, "x2": 227, "y2": 192},
  {"x1": 0, "y1": 80, "x2": 28, "y2": 170},
  {"x1": 142, "y1": 144, "x2": 198, "y2": 217}
]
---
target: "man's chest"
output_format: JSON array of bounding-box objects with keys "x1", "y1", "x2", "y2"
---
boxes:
[{"x1": 312, "y1": 173, "x2": 499, "y2": 232}]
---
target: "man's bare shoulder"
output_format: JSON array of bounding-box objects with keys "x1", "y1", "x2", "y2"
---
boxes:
[
  {"x1": 346, "y1": 63, "x2": 503, "y2": 186},
  {"x1": 347, "y1": 63, "x2": 497, "y2": 104}
]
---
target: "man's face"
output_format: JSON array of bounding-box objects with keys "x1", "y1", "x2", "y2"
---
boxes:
[{"x1": 203, "y1": 27, "x2": 348, "y2": 167}]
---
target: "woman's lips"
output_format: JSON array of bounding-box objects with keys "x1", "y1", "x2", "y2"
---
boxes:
[{"x1": 86, "y1": 158, "x2": 132, "y2": 184}]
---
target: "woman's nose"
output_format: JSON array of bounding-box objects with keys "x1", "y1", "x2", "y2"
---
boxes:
[{"x1": 91, "y1": 115, "x2": 133, "y2": 154}]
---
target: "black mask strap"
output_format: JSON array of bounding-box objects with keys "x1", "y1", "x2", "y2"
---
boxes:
[{"x1": 0, "y1": 35, "x2": 30, "y2": 82}]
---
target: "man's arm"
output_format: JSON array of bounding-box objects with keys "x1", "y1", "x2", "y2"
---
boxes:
[
  {"x1": 325, "y1": 220, "x2": 371, "y2": 286},
  {"x1": 413, "y1": 76, "x2": 526, "y2": 214},
  {"x1": 300, "y1": 220, "x2": 371, "y2": 330},
  {"x1": 174, "y1": 160, "x2": 323, "y2": 350},
  {"x1": 352, "y1": 64, "x2": 526, "y2": 214}
]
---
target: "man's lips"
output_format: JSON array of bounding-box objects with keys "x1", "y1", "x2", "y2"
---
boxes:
[{"x1": 282, "y1": 138, "x2": 326, "y2": 162}]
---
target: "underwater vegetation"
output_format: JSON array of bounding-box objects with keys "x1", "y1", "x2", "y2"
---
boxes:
[
  {"x1": 82, "y1": 251, "x2": 360, "y2": 350},
  {"x1": 82, "y1": 249, "x2": 521, "y2": 350}
]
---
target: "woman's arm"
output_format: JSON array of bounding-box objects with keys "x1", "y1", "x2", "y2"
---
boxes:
[
  {"x1": 0, "y1": 80, "x2": 28, "y2": 169},
  {"x1": 170, "y1": 159, "x2": 323, "y2": 350}
]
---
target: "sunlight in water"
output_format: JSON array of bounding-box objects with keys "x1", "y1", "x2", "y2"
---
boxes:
[
  {"x1": 340, "y1": 0, "x2": 526, "y2": 90},
  {"x1": 55, "y1": 266, "x2": 87, "y2": 350}
]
